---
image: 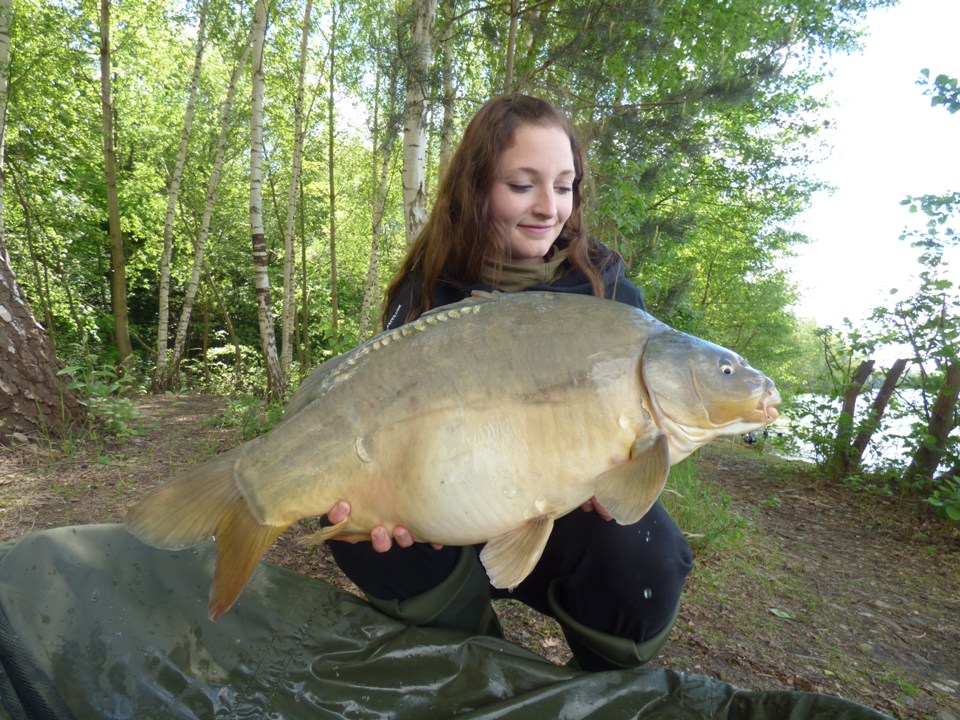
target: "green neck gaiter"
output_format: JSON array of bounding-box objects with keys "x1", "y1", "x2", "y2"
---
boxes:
[{"x1": 480, "y1": 248, "x2": 570, "y2": 292}]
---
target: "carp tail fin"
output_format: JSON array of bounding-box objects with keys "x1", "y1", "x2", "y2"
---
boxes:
[
  {"x1": 208, "y1": 498, "x2": 288, "y2": 620},
  {"x1": 126, "y1": 450, "x2": 242, "y2": 550},
  {"x1": 126, "y1": 450, "x2": 288, "y2": 621}
]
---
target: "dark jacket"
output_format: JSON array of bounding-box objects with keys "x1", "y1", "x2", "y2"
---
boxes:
[{"x1": 384, "y1": 245, "x2": 644, "y2": 331}]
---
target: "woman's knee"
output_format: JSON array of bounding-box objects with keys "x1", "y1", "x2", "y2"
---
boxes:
[{"x1": 553, "y1": 504, "x2": 693, "y2": 640}]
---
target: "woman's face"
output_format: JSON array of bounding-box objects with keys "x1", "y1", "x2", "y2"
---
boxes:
[{"x1": 489, "y1": 124, "x2": 575, "y2": 264}]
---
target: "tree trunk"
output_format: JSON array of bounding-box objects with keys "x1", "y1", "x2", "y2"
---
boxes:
[
  {"x1": 400, "y1": 0, "x2": 437, "y2": 245},
  {"x1": 827, "y1": 358, "x2": 875, "y2": 476},
  {"x1": 0, "y1": 255, "x2": 85, "y2": 439},
  {"x1": 503, "y1": 0, "x2": 519, "y2": 93},
  {"x1": 0, "y1": 0, "x2": 10, "y2": 249},
  {"x1": 326, "y1": 5, "x2": 339, "y2": 332},
  {"x1": 902, "y1": 363, "x2": 960, "y2": 487},
  {"x1": 250, "y1": 0, "x2": 284, "y2": 400},
  {"x1": 99, "y1": 0, "x2": 133, "y2": 369},
  {"x1": 358, "y1": 68, "x2": 399, "y2": 340},
  {"x1": 154, "y1": 0, "x2": 208, "y2": 391},
  {"x1": 849, "y1": 358, "x2": 909, "y2": 470},
  {"x1": 280, "y1": 0, "x2": 312, "y2": 373},
  {"x1": 166, "y1": 29, "x2": 254, "y2": 388},
  {"x1": 0, "y1": 0, "x2": 83, "y2": 439},
  {"x1": 436, "y1": 10, "x2": 455, "y2": 184},
  {"x1": 298, "y1": 179, "x2": 310, "y2": 367}
]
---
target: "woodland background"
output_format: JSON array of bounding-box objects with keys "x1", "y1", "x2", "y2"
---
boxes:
[{"x1": 0, "y1": 0, "x2": 957, "y2": 512}]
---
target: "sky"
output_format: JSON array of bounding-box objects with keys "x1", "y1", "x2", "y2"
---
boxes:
[{"x1": 787, "y1": 0, "x2": 960, "y2": 329}]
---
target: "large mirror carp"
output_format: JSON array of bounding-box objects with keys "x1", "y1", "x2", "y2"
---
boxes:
[{"x1": 127, "y1": 292, "x2": 780, "y2": 620}]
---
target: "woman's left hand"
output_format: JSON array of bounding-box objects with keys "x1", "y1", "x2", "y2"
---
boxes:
[{"x1": 327, "y1": 500, "x2": 441, "y2": 551}]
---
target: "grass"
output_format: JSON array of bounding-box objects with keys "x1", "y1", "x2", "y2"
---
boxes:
[{"x1": 660, "y1": 456, "x2": 752, "y2": 557}]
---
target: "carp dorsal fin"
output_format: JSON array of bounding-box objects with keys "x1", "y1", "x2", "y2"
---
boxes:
[
  {"x1": 419, "y1": 292, "x2": 498, "y2": 322},
  {"x1": 479, "y1": 515, "x2": 555, "y2": 589},
  {"x1": 593, "y1": 434, "x2": 670, "y2": 525},
  {"x1": 286, "y1": 292, "x2": 501, "y2": 416}
]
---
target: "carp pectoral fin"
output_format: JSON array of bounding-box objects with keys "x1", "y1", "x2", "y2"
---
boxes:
[
  {"x1": 298, "y1": 518, "x2": 370, "y2": 545},
  {"x1": 209, "y1": 497, "x2": 288, "y2": 621},
  {"x1": 594, "y1": 434, "x2": 670, "y2": 525},
  {"x1": 479, "y1": 515, "x2": 554, "y2": 589}
]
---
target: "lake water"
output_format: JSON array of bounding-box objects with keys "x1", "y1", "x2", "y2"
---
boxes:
[{"x1": 769, "y1": 390, "x2": 937, "y2": 470}]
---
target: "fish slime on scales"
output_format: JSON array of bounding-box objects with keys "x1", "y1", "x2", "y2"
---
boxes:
[{"x1": 126, "y1": 291, "x2": 780, "y2": 620}]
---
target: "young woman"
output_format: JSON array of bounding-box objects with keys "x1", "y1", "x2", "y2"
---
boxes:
[{"x1": 326, "y1": 94, "x2": 693, "y2": 671}]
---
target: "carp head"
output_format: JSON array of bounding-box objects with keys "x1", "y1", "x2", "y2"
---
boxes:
[{"x1": 641, "y1": 330, "x2": 781, "y2": 460}]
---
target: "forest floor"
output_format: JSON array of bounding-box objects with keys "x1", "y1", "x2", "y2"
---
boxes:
[{"x1": 1, "y1": 394, "x2": 958, "y2": 720}]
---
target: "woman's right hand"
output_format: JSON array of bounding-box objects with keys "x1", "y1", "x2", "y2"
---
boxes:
[{"x1": 327, "y1": 500, "x2": 440, "y2": 552}]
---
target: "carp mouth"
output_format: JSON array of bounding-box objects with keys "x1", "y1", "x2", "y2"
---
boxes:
[{"x1": 759, "y1": 385, "x2": 781, "y2": 423}]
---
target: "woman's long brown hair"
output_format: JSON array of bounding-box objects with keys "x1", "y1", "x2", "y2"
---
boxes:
[{"x1": 383, "y1": 94, "x2": 606, "y2": 325}]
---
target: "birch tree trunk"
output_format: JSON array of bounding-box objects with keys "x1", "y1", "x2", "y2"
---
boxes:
[
  {"x1": 99, "y1": 0, "x2": 134, "y2": 368},
  {"x1": 280, "y1": 0, "x2": 312, "y2": 374},
  {"x1": 400, "y1": 0, "x2": 437, "y2": 245},
  {"x1": 436, "y1": 12, "x2": 455, "y2": 183},
  {"x1": 326, "y1": 5, "x2": 339, "y2": 332},
  {"x1": 250, "y1": 0, "x2": 284, "y2": 400},
  {"x1": 165, "y1": 29, "x2": 254, "y2": 388},
  {"x1": 298, "y1": 180, "x2": 310, "y2": 366},
  {"x1": 358, "y1": 69, "x2": 399, "y2": 339},
  {"x1": 154, "y1": 0, "x2": 208, "y2": 391}
]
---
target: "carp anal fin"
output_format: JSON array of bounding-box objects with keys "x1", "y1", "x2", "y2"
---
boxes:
[
  {"x1": 593, "y1": 434, "x2": 670, "y2": 525},
  {"x1": 298, "y1": 518, "x2": 370, "y2": 545},
  {"x1": 479, "y1": 515, "x2": 554, "y2": 589}
]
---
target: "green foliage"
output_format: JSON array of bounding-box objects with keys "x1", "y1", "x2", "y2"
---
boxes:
[
  {"x1": 926, "y1": 475, "x2": 960, "y2": 522},
  {"x1": 178, "y1": 342, "x2": 268, "y2": 396},
  {"x1": 774, "y1": 391, "x2": 839, "y2": 465},
  {"x1": 217, "y1": 393, "x2": 286, "y2": 441},
  {"x1": 3, "y1": 0, "x2": 886, "y2": 405},
  {"x1": 56, "y1": 354, "x2": 142, "y2": 440},
  {"x1": 919, "y1": 68, "x2": 960, "y2": 114},
  {"x1": 791, "y1": 176, "x2": 959, "y2": 521}
]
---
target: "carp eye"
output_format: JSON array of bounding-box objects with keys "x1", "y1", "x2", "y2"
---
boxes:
[{"x1": 719, "y1": 361, "x2": 734, "y2": 375}]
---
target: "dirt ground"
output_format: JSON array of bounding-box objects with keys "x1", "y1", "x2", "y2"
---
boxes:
[{"x1": 1, "y1": 394, "x2": 958, "y2": 720}]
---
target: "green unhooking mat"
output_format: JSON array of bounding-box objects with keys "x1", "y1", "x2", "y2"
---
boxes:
[{"x1": 0, "y1": 525, "x2": 890, "y2": 719}]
